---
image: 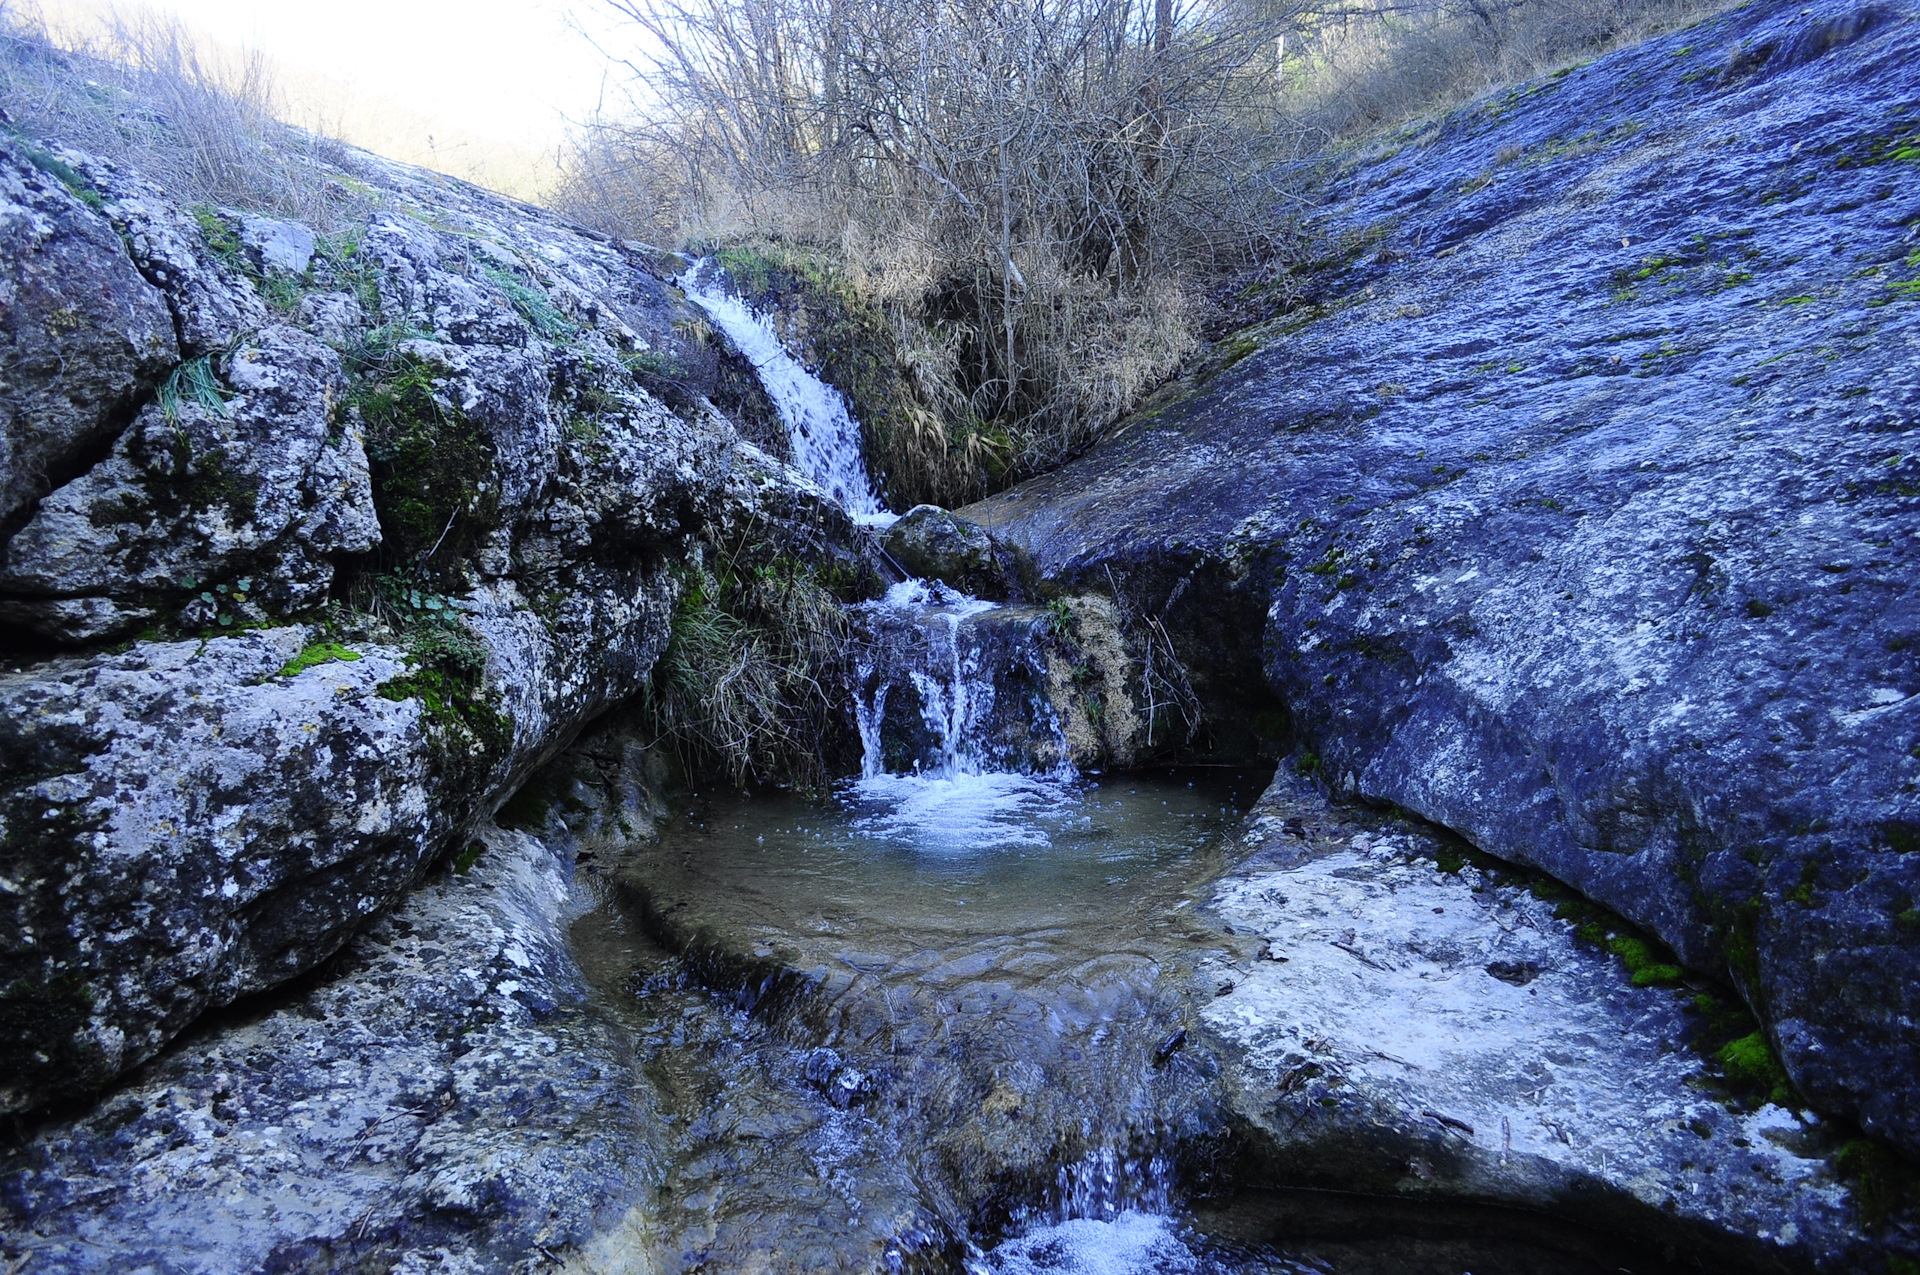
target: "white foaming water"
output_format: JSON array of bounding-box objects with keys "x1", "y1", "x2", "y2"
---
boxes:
[
  {"x1": 855, "y1": 579, "x2": 1003, "y2": 781},
  {"x1": 680, "y1": 263, "x2": 897, "y2": 527},
  {"x1": 973, "y1": 1148, "x2": 1203, "y2": 1274},
  {"x1": 847, "y1": 771, "x2": 1077, "y2": 850},
  {"x1": 980, "y1": 1211, "x2": 1204, "y2": 1275}
]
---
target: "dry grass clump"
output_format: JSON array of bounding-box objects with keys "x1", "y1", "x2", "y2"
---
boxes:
[
  {"x1": 1285, "y1": 0, "x2": 1734, "y2": 141},
  {"x1": 645, "y1": 552, "x2": 858, "y2": 792},
  {"x1": 0, "y1": 3, "x2": 349, "y2": 225}
]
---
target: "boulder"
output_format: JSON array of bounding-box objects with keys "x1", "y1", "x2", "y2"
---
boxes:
[
  {"x1": 0, "y1": 137, "x2": 177, "y2": 538},
  {"x1": 0, "y1": 326, "x2": 380, "y2": 642},
  {"x1": 968, "y1": 0, "x2": 1920, "y2": 1154},
  {"x1": 0, "y1": 123, "x2": 863, "y2": 1114},
  {"x1": 0, "y1": 820, "x2": 657, "y2": 1273},
  {"x1": 881, "y1": 503, "x2": 1025, "y2": 600},
  {"x1": 1201, "y1": 771, "x2": 1872, "y2": 1270}
]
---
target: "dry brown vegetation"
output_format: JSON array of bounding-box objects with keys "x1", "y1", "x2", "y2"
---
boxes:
[
  {"x1": 0, "y1": 3, "x2": 356, "y2": 225},
  {"x1": 560, "y1": 0, "x2": 1724, "y2": 506},
  {"x1": 560, "y1": 0, "x2": 1312, "y2": 506}
]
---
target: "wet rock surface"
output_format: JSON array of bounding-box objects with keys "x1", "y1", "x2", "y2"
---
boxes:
[
  {"x1": 1198, "y1": 770, "x2": 1884, "y2": 1272},
  {"x1": 968, "y1": 0, "x2": 1920, "y2": 1156},
  {"x1": 853, "y1": 583, "x2": 1171, "y2": 777},
  {"x1": 882, "y1": 504, "x2": 1026, "y2": 601},
  {"x1": 0, "y1": 718, "x2": 682, "y2": 1274}
]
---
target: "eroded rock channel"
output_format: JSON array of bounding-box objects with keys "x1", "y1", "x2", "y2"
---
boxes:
[{"x1": 2, "y1": 0, "x2": 1917, "y2": 1266}]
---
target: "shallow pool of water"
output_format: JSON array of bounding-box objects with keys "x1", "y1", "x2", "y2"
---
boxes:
[
  {"x1": 571, "y1": 768, "x2": 1268, "y2": 1271},
  {"x1": 570, "y1": 765, "x2": 1697, "y2": 1274}
]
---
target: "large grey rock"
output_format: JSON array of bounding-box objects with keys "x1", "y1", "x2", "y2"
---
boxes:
[
  {"x1": 65, "y1": 153, "x2": 271, "y2": 356},
  {"x1": 0, "y1": 137, "x2": 177, "y2": 537},
  {"x1": 881, "y1": 503, "x2": 1024, "y2": 600},
  {"x1": 0, "y1": 821, "x2": 659, "y2": 1274},
  {"x1": 1201, "y1": 772, "x2": 1885, "y2": 1270},
  {"x1": 0, "y1": 325, "x2": 380, "y2": 642},
  {"x1": 0, "y1": 116, "x2": 870, "y2": 1113},
  {"x1": 239, "y1": 212, "x2": 316, "y2": 275},
  {"x1": 969, "y1": 0, "x2": 1920, "y2": 1153}
]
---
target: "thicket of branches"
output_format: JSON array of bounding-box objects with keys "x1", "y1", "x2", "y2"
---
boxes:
[
  {"x1": 560, "y1": 0, "x2": 1715, "y2": 506},
  {"x1": 561, "y1": 0, "x2": 1311, "y2": 506}
]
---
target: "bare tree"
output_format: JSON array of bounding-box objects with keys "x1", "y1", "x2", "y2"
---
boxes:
[{"x1": 568, "y1": 0, "x2": 1309, "y2": 503}]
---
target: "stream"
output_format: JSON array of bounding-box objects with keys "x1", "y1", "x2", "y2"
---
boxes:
[{"x1": 562, "y1": 269, "x2": 1699, "y2": 1273}]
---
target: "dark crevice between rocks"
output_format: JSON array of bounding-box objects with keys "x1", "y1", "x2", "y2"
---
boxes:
[{"x1": 1187, "y1": 1162, "x2": 1773, "y2": 1275}]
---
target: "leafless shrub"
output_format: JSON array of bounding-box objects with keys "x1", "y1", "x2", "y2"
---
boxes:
[
  {"x1": 0, "y1": 2, "x2": 349, "y2": 225},
  {"x1": 563, "y1": 0, "x2": 1314, "y2": 506}
]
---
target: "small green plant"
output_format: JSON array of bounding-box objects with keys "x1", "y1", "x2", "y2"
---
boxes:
[
  {"x1": 453, "y1": 839, "x2": 487, "y2": 874},
  {"x1": 191, "y1": 204, "x2": 244, "y2": 265},
  {"x1": 1045, "y1": 596, "x2": 1078, "y2": 638},
  {"x1": 375, "y1": 599, "x2": 513, "y2": 792},
  {"x1": 156, "y1": 356, "x2": 230, "y2": 424},
  {"x1": 354, "y1": 353, "x2": 497, "y2": 585},
  {"x1": 10, "y1": 133, "x2": 103, "y2": 209},
  {"x1": 274, "y1": 640, "x2": 362, "y2": 679},
  {"x1": 478, "y1": 261, "x2": 576, "y2": 339}
]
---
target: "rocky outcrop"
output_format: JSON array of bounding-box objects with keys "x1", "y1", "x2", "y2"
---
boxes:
[
  {"x1": 1201, "y1": 771, "x2": 1878, "y2": 1271},
  {"x1": 1, "y1": 821, "x2": 655, "y2": 1274},
  {"x1": 969, "y1": 0, "x2": 1920, "y2": 1155},
  {"x1": 880, "y1": 504, "x2": 1025, "y2": 600},
  {"x1": 0, "y1": 138, "x2": 177, "y2": 536},
  {"x1": 0, "y1": 128, "x2": 854, "y2": 1115},
  {"x1": 0, "y1": 325, "x2": 379, "y2": 641}
]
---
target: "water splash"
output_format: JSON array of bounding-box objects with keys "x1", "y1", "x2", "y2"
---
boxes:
[
  {"x1": 975, "y1": 1149, "x2": 1202, "y2": 1275},
  {"x1": 680, "y1": 262, "x2": 897, "y2": 527},
  {"x1": 855, "y1": 580, "x2": 1001, "y2": 780}
]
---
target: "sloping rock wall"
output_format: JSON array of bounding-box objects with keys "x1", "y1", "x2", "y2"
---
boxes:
[
  {"x1": 968, "y1": 0, "x2": 1920, "y2": 1154},
  {"x1": 0, "y1": 131, "x2": 864, "y2": 1115}
]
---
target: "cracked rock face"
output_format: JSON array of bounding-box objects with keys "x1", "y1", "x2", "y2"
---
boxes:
[
  {"x1": 0, "y1": 138, "x2": 178, "y2": 534},
  {"x1": 0, "y1": 821, "x2": 658, "y2": 1275},
  {"x1": 970, "y1": 0, "x2": 1920, "y2": 1155},
  {"x1": 0, "y1": 116, "x2": 856, "y2": 1114},
  {"x1": 0, "y1": 325, "x2": 379, "y2": 642},
  {"x1": 1201, "y1": 772, "x2": 1880, "y2": 1271}
]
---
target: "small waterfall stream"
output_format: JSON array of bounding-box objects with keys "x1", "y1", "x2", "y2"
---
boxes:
[
  {"x1": 599, "y1": 267, "x2": 1246, "y2": 1272},
  {"x1": 681, "y1": 262, "x2": 898, "y2": 528}
]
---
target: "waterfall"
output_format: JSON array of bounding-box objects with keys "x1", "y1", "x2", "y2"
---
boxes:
[
  {"x1": 685, "y1": 262, "x2": 1072, "y2": 798},
  {"x1": 853, "y1": 579, "x2": 1001, "y2": 782},
  {"x1": 680, "y1": 263, "x2": 897, "y2": 528}
]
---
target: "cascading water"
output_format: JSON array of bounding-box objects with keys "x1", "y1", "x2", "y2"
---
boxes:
[
  {"x1": 650, "y1": 263, "x2": 1227, "y2": 1272},
  {"x1": 680, "y1": 261, "x2": 898, "y2": 528},
  {"x1": 685, "y1": 260, "x2": 1079, "y2": 827}
]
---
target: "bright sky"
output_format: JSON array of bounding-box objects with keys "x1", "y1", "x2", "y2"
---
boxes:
[
  {"x1": 140, "y1": 0, "x2": 630, "y2": 152},
  {"x1": 31, "y1": 0, "x2": 655, "y2": 194}
]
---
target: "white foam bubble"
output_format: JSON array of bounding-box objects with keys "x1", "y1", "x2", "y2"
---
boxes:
[
  {"x1": 984, "y1": 1211, "x2": 1203, "y2": 1275},
  {"x1": 846, "y1": 771, "x2": 1079, "y2": 851}
]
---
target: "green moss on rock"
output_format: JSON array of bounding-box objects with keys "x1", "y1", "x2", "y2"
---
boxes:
[{"x1": 355, "y1": 354, "x2": 498, "y2": 586}]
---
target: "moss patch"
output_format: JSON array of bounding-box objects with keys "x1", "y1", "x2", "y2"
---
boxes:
[
  {"x1": 375, "y1": 596, "x2": 513, "y2": 796},
  {"x1": 274, "y1": 640, "x2": 362, "y2": 679},
  {"x1": 355, "y1": 353, "x2": 497, "y2": 586}
]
